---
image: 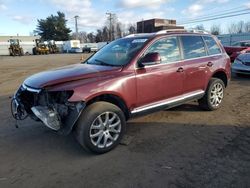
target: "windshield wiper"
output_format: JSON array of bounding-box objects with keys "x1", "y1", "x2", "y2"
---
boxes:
[{"x1": 94, "y1": 59, "x2": 119, "y2": 67}]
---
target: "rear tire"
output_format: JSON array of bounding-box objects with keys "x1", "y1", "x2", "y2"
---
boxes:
[
  {"x1": 75, "y1": 102, "x2": 126, "y2": 154},
  {"x1": 32, "y1": 48, "x2": 37, "y2": 55},
  {"x1": 198, "y1": 78, "x2": 225, "y2": 111}
]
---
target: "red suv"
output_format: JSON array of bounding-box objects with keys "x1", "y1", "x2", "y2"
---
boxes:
[{"x1": 12, "y1": 30, "x2": 231, "y2": 153}]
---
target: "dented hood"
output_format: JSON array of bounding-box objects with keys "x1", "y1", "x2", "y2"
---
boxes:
[{"x1": 24, "y1": 63, "x2": 121, "y2": 88}]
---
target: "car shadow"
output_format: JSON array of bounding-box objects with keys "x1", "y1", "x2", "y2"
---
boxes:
[
  {"x1": 1, "y1": 93, "x2": 250, "y2": 187},
  {"x1": 166, "y1": 103, "x2": 201, "y2": 112}
]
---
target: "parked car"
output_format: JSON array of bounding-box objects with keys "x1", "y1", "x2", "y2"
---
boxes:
[
  {"x1": 240, "y1": 47, "x2": 250, "y2": 54},
  {"x1": 11, "y1": 30, "x2": 231, "y2": 154},
  {"x1": 232, "y1": 40, "x2": 250, "y2": 47},
  {"x1": 224, "y1": 40, "x2": 250, "y2": 62},
  {"x1": 69, "y1": 47, "x2": 82, "y2": 53},
  {"x1": 82, "y1": 45, "x2": 91, "y2": 53},
  {"x1": 232, "y1": 53, "x2": 250, "y2": 75}
]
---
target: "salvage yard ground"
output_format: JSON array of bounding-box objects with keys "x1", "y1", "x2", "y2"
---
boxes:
[{"x1": 0, "y1": 54, "x2": 250, "y2": 188}]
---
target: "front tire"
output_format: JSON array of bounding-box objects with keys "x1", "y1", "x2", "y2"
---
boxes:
[
  {"x1": 75, "y1": 102, "x2": 126, "y2": 154},
  {"x1": 198, "y1": 78, "x2": 225, "y2": 111}
]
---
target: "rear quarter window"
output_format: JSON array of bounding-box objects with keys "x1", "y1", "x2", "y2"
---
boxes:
[
  {"x1": 181, "y1": 36, "x2": 206, "y2": 59},
  {"x1": 203, "y1": 36, "x2": 221, "y2": 55}
]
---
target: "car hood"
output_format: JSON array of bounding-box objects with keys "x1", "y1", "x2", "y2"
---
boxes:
[
  {"x1": 237, "y1": 53, "x2": 250, "y2": 62},
  {"x1": 24, "y1": 63, "x2": 122, "y2": 88}
]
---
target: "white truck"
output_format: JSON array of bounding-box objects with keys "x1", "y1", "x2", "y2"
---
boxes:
[
  {"x1": 63, "y1": 40, "x2": 81, "y2": 53},
  {"x1": 81, "y1": 42, "x2": 108, "y2": 53}
]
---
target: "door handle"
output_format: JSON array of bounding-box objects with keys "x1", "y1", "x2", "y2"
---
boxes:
[
  {"x1": 207, "y1": 62, "x2": 213, "y2": 67},
  {"x1": 177, "y1": 67, "x2": 184, "y2": 72},
  {"x1": 198, "y1": 66, "x2": 206, "y2": 69}
]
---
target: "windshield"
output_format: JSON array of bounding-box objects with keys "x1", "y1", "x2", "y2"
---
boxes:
[
  {"x1": 10, "y1": 39, "x2": 19, "y2": 45},
  {"x1": 86, "y1": 37, "x2": 149, "y2": 67}
]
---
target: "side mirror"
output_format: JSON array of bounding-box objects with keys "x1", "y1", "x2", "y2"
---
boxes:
[{"x1": 138, "y1": 52, "x2": 161, "y2": 68}]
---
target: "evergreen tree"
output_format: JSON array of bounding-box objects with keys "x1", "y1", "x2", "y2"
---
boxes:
[{"x1": 36, "y1": 11, "x2": 71, "y2": 41}]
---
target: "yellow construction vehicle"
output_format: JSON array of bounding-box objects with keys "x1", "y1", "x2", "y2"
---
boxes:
[
  {"x1": 48, "y1": 40, "x2": 59, "y2": 54},
  {"x1": 33, "y1": 39, "x2": 49, "y2": 55},
  {"x1": 9, "y1": 39, "x2": 24, "y2": 56}
]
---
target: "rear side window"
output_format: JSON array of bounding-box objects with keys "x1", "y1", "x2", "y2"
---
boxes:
[
  {"x1": 203, "y1": 36, "x2": 221, "y2": 55},
  {"x1": 181, "y1": 36, "x2": 206, "y2": 59}
]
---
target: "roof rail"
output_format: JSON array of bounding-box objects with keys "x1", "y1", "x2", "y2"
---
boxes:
[
  {"x1": 125, "y1": 33, "x2": 153, "y2": 38},
  {"x1": 156, "y1": 29, "x2": 187, "y2": 34},
  {"x1": 186, "y1": 29, "x2": 210, "y2": 34},
  {"x1": 155, "y1": 29, "x2": 210, "y2": 35}
]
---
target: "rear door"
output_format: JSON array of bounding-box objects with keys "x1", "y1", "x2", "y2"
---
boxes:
[{"x1": 179, "y1": 35, "x2": 211, "y2": 94}]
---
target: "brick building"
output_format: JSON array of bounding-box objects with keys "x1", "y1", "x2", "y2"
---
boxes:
[{"x1": 137, "y1": 18, "x2": 184, "y2": 33}]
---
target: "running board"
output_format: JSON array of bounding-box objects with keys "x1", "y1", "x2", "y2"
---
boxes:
[{"x1": 131, "y1": 90, "x2": 204, "y2": 117}]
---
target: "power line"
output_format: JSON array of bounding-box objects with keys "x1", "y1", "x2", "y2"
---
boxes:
[
  {"x1": 179, "y1": 8, "x2": 249, "y2": 24},
  {"x1": 180, "y1": 11, "x2": 250, "y2": 25},
  {"x1": 178, "y1": 5, "x2": 246, "y2": 22}
]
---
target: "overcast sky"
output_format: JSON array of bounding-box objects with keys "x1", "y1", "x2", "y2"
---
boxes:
[{"x1": 0, "y1": 0, "x2": 250, "y2": 36}]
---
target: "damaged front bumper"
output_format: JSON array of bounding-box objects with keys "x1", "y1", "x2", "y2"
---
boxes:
[{"x1": 12, "y1": 84, "x2": 85, "y2": 135}]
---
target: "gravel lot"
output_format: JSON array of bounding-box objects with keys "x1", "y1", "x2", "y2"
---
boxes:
[{"x1": 0, "y1": 54, "x2": 250, "y2": 188}]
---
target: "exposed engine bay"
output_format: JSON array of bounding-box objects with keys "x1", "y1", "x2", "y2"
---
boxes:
[{"x1": 11, "y1": 84, "x2": 85, "y2": 134}]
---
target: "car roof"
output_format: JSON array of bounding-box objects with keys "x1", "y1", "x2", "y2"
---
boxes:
[{"x1": 125, "y1": 30, "x2": 212, "y2": 39}]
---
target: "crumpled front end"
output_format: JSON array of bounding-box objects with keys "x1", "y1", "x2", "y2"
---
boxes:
[{"x1": 11, "y1": 84, "x2": 85, "y2": 135}]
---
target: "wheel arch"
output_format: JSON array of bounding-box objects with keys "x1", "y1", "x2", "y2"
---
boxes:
[
  {"x1": 86, "y1": 94, "x2": 130, "y2": 120},
  {"x1": 211, "y1": 70, "x2": 228, "y2": 87}
]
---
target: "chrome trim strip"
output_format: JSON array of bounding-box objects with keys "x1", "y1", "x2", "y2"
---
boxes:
[
  {"x1": 22, "y1": 84, "x2": 41, "y2": 93},
  {"x1": 131, "y1": 90, "x2": 204, "y2": 114}
]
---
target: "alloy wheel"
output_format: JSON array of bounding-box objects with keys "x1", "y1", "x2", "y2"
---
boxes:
[
  {"x1": 89, "y1": 112, "x2": 121, "y2": 148},
  {"x1": 210, "y1": 83, "x2": 224, "y2": 107}
]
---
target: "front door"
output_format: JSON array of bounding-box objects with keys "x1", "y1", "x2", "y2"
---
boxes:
[{"x1": 135, "y1": 36, "x2": 184, "y2": 108}]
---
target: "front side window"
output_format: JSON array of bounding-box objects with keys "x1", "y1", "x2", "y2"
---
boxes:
[
  {"x1": 181, "y1": 36, "x2": 206, "y2": 59},
  {"x1": 203, "y1": 36, "x2": 221, "y2": 55},
  {"x1": 145, "y1": 37, "x2": 181, "y2": 63}
]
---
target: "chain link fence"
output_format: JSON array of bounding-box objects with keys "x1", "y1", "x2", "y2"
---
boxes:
[{"x1": 217, "y1": 33, "x2": 250, "y2": 46}]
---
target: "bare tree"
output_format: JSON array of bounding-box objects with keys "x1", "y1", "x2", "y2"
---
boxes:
[
  {"x1": 228, "y1": 21, "x2": 247, "y2": 34},
  {"x1": 228, "y1": 23, "x2": 236, "y2": 34},
  {"x1": 105, "y1": 14, "x2": 118, "y2": 41},
  {"x1": 87, "y1": 32, "x2": 95, "y2": 43},
  {"x1": 95, "y1": 29, "x2": 103, "y2": 43},
  {"x1": 244, "y1": 21, "x2": 250, "y2": 33},
  {"x1": 210, "y1": 24, "x2": 221, "y2": 35},
  {"x1": 102, "y1": 26, "x2": 109, "y2": 42},
  {"x1": 128, "y1": 24, "x2": 136, "y2": 34},
  {"x1": 79, "y1": 32, "x2": 88, "y2": 43},
  {"x1": 71, "y1": 31, "x2": 88, "y2": 43},
  {"x1": 236, "y1": 21, "x2": 244, "y2": 33},
  {"x1": 194, "y1": 24, "x2": 205, "y2": 30},
  {"x1": 116, "y1": 22, "x2": 123, "y2": 39}
]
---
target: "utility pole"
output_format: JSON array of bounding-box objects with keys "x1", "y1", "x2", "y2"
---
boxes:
[
  {"x1": 74, "y1": 15, "x2": 79, "y2": 40},
  {"x1": 106, "y1": 12, "x2": 115, "y2": 41}
]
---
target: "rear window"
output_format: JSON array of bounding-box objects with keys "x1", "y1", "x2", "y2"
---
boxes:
[
  {"x1": 203, "y1": 36, "x2": 221, "y2": 55},
  {"x1": 181, "y1": 36, "x2": 206, "y2": 59}
]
